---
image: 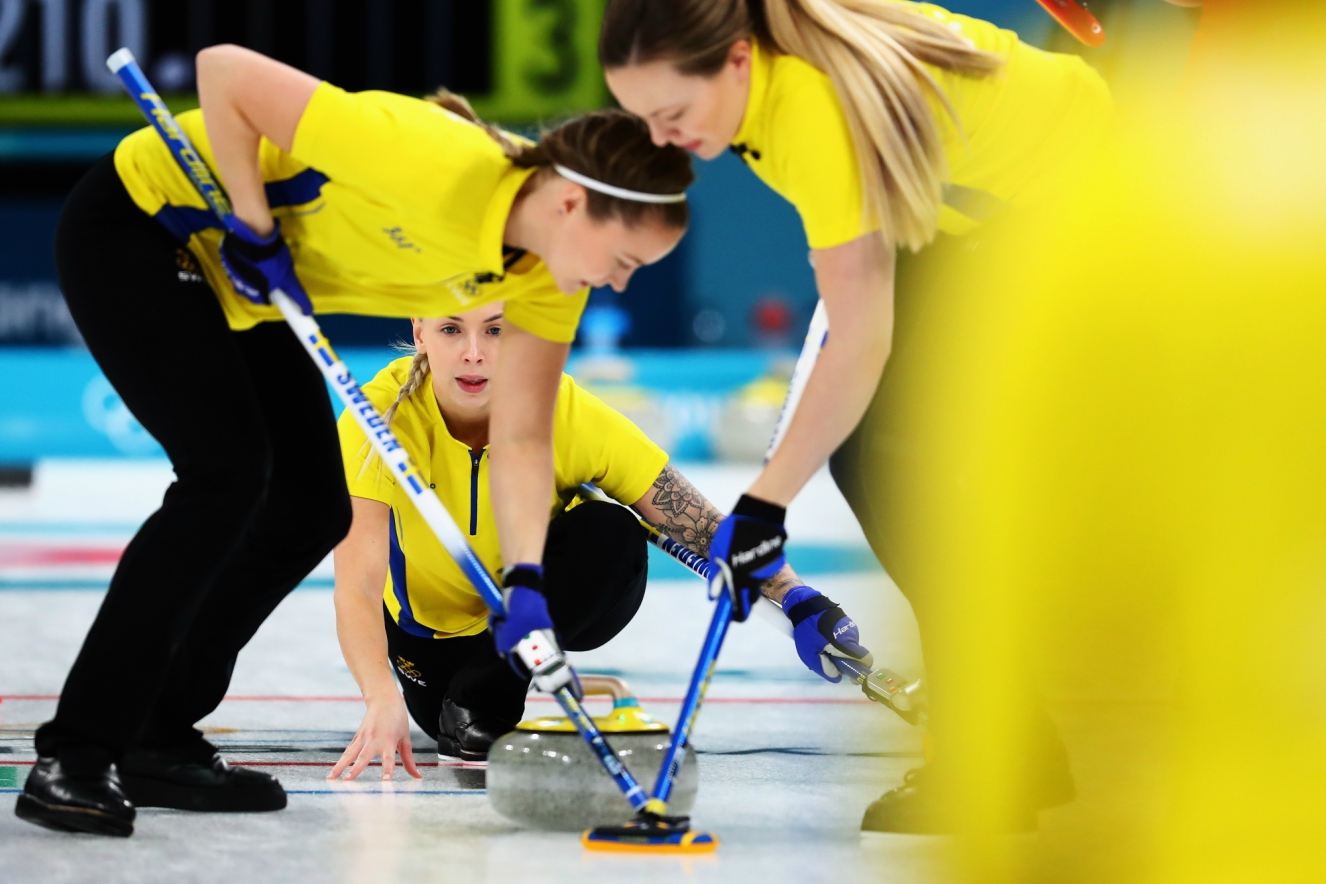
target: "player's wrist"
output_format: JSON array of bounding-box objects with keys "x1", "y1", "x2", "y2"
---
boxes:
[
  {"x1": 363, "y1": 680, "x2": 406, "y2": 707},
  {"x1": 783, "y1": 586, "x2": 837, "y2": 625},
  {"x1": 501, "y1": 563, "x2": 544, "y2": 594},
  {"x1": 732, "y1": 493, "x2": 786, "y2": 526}
]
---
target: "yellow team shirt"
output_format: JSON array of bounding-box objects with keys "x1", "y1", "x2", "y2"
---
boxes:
[
  {"x1": 113, "y1": 83, "x2": 587, "y2": 342},
  {"x1": 731, "y1": 3, "x2": 1112, "y2": 247},
  {"x1": 338, "y1": 358, "x2": 669, "y2": 638}
]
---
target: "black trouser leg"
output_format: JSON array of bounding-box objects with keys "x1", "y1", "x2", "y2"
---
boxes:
[
  {"x1": 541, "y1": 500, "x2": 649, "y2": 651},
  {"x1": 385, "y1": 500, "x2": 649, "y2": 736},
  {"x1": 383, "y1": 617, "x2": 513, "y2": 741},
  {"x1": 136, "y1": 324, "x2": 352, "y2": 750},
  {"x1": 34, "y1": 155, "x2": 346, "y2": 768},
  {"x1": 829, "y1": 237, "x2": 1073, "y2": 804}
]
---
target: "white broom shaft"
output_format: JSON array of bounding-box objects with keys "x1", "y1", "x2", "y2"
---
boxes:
[{"x1": 766, "y1": 298, "x2": 828, "y2": 462}]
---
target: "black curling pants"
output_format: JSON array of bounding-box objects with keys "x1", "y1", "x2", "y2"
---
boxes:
[
  {"x1": 34, "y1": 155, "x2": 353, "y2": 770},
  {"x1": 385, "y1": 500, "x2": 649, "y2": 739},
  {"x1": 829, "y1": 232, "x2": 1074, "y2": 807}
]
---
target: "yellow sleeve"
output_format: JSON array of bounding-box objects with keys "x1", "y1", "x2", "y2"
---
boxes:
[
  {"x1": 501, "y1": 273, "x2": 590, "y2": 344},
  {"x1": 290, "y1": 82, "x2": 503, "y2": 200},
  {"x1": 774, "y1": 71, "x2": 879, "y2": 250},
  {"x1": 556, "y1": 378, "x2": 669, "y2": 505},
  {"x1": 338, "y1": 407, "x2": 397, "y2": 504}
]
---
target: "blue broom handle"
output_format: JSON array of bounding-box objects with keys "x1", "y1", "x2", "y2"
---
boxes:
[
  {"x1": 108, "y1": 49, "x2": 650, "y2": 811},
  {"x1": 650, "y1": 589, "x2": 732, "y2": 808}
]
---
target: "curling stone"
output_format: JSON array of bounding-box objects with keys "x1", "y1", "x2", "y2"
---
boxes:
[
  {"x1": 712, "y1": 374, "x2": 790, "y2": 463},
  {"x1": 487, "y1": 676, "x2": 698, "y2": 831}
]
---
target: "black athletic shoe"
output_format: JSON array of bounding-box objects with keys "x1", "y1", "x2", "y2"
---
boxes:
[
  {"x1": 118, "y1": 741, "x2": 286, "y2": 812},
  {"x1": 437, "y1": 698, "x2": 512, "y2": 763},
  {"x1": 14, "y1": 757, "x2": 135, "y2": 837},
  {"x1": 861, "y1": 765, "x2": 1038, "y2": 835}
]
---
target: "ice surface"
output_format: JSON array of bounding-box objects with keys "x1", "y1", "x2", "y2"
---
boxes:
[{"x1": 0, "y1": 459, "x2": 937, "y2": 884}]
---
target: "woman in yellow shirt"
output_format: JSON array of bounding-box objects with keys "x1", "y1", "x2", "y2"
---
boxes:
[
  {"x1": 19, "y1": 46, "x2": 692, "y2": 837},
  {"x1": 326, "y1": 302, "x2": 870, "y2": 777},
  {"x1": 599, "y1": 0, "x2": 1111, "y2": 833}
]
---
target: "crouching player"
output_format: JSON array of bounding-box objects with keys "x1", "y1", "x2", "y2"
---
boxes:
[{"x1": 329, "y1": 304, "x2": 873, "y2": 778}]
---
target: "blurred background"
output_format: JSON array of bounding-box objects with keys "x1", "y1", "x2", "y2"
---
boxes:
[
  {"x1": 0, "y1": 0, "x2": 1199, "y2": 468},
  {"x1": 5, "y1": 3, "x2": 1326, "y2": 883}
]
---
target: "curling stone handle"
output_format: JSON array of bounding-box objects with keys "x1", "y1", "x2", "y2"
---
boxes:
[{"x1": 578, "y1": 675, "x2": 634, "y2": 703}]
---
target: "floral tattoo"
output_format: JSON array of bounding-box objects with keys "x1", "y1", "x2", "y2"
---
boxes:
[
  {"x1": 645, "y1": 464, "x2": 800, "y2": 603},
  {"x1": 646, "y1": 464, "x2": 722, "y2": 557}
]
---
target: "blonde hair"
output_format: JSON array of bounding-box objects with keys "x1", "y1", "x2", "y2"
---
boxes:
[
  {"x1": 357, "y1": 344, "x2": 430, "y2": 479},
  {"x1": 599, "y1": 0, "x2": 1004, "y2": 250}
]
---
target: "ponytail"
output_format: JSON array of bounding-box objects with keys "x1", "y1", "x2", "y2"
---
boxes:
[{"x1": 600, "y1": 0, "x2": 1003, "y2": 250}]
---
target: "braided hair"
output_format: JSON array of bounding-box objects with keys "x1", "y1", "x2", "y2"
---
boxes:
[{"x1": 357, "y1": 345, "x2": 431, "y2": 479}]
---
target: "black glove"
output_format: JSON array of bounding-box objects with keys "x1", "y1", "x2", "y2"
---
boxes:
[{"x1": 708, "y1": 494, "x2": 787, "y2": 622}]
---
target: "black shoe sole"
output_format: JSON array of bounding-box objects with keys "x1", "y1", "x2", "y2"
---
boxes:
[
  {"x1": 14, "y1": 793, "x2": 134, "y2": 837},
  {"x1": 119, "y1": 774, "x2": 287, "y2": 812},
  {"x1": 436, "y1": 735, "x2": 489, "y2": 764}
]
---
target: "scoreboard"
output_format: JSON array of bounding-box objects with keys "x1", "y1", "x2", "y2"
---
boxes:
[{"x1": 0, "y1": 0, "x2": 609, "y2": 124}]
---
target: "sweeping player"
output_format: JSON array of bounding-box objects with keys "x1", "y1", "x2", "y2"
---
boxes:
[
  {"x1": 16, "y1": 45, "x2": 693, "y2": 837},
  {"x1": 328, "y1": 303, "x2": 872, "y2": 778},
  {"x1": 600, "y1": 0, "x2": 1112, "y2": 832}
]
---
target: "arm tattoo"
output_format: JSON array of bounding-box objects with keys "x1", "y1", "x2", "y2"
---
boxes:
[
  {"x1": 645, "y1": 465, "x2": 804, "y2": 605},
  {"x1": 646, "y1": 464, "x2": 723, "y2": 557},
  {"x1": 760, "y1": 569, "x2": 800, "y2": 604}
]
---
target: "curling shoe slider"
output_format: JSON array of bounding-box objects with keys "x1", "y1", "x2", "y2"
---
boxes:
[
  {"x1": 119, "y1": 740, "x2": 286, "y2": 812},
  {"x1": 14, "y1": 756, "x2": 135, "y2": 837}
]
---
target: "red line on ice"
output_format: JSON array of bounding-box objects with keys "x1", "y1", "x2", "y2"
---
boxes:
[
  {"x1": 1, "y1": 693, "x2": 867, "y2": 705},
  {"x1": 0, "y1": 543, "x2": 124, "y2": 566}
]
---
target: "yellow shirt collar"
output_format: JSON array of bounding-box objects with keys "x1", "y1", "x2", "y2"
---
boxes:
[
  {"x1": 418, "y1": 376, "x2": 488, "y2": 454},
  {"x1": 731, "y1": 37, "x2": 774, "y2": 153},
  {"x1": 478, "y1": 165, "x2": 539, "y2": 277}
]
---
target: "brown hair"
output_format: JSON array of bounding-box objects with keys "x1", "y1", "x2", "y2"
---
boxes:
[
  {"x1": 429, "y1": 90, "x2": 693, "y2": 230},
  {"x1": 599, "y1": 0, "x2": 1003, "y2": 250}
]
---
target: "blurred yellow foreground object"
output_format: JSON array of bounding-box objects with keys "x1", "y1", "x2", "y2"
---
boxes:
[{"x1": 868, "y1": 2, "x2": 1326, "y2": 879}]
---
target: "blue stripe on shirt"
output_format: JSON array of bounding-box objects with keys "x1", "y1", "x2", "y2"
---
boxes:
[
  {"x1": 151, "y1": 168, "x2": 330, "y2": 242},
  {"x1": 388, "y1": 508, "x2": 435, "y2": 638}
]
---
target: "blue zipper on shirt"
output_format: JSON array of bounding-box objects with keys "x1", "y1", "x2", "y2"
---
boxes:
[{"x1": 469, "y1": 448, "x2": 484, "y2": 535}]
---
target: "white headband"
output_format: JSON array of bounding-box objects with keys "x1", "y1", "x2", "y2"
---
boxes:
[{"x1": 553, "y1": 164, "x2": 686, "y2": 205}]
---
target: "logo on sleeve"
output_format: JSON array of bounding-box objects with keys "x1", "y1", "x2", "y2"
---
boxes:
[{"x1": 444, "y1": 271, "x2": 504, "y2": 305}]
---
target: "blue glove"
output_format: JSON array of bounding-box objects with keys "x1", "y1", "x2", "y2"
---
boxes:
[
  {"x1": 218, "y1": 218, "x2": 313, "y2": 315},
  {"x1": 489, "y1": 564, "x2": 555, "y2": 678},
  {"x1": 709, "y1": 494, "x2": 787, "y2": 622},
  {"x1": 783, "y1": 585, "x2": 874, "y2": 683}
]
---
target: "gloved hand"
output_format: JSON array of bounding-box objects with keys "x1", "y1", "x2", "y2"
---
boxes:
[
  {"x1": 709, "y1": 494, "x2": 787, "y2": 622},
  {"x1": 218, "y1": 217, "x2": 313, "y2": 315},
  {"x1": 488, "y1": 564, "x2": 556, "y2": 678},
  {"x1": 782, "y1": 585, "x2": 874, "y2": 683}
]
